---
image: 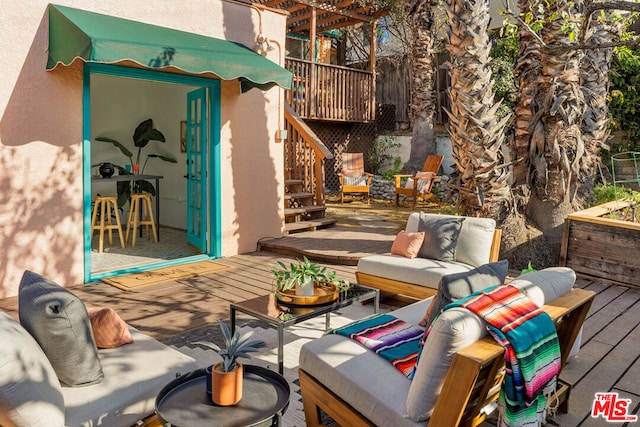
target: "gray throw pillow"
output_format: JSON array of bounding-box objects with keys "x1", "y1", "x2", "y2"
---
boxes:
[
  {"x1": 18, "y1": 270, "x2": 104, "y2": 387},
  {"x1": 417, "y1": 213, "x2": 463, "y2": 262},
  {"x1": 421, "y1": 260, "x2": 509, "y2": 329},
  {"x1": 0, "y1": 310, "x2": 65, "y2": 426}
]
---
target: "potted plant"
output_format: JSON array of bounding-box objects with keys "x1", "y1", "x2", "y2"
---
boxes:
[
  {"x1": 193, "y1": 320, "x2": 266, "y2": 406},
  {"x1": 271, "y1": 256, "x2": 350, "y2": 297},
  {"x1": 95, "y1": 118, "x2": 177, "y2": 207}
]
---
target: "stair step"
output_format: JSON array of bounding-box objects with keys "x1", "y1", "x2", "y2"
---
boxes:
[
  {"x1": 284, "y1": 218, "x2": 338, "y2": 234},
  {"x1": 284, "y1": 206, "x2": 326, "y2": 216},
  {"x1": 285, "y1": 179, "x2": 304, "y2": 186},
  {"x1": 284, "y1": 192, "x2": 314, "y2": 200}
]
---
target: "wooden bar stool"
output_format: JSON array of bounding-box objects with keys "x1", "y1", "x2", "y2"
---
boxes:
[
  {"x1": 91, "y1": 196, "x2": 125, "y2": 253},
  {"x1": 126, "y1": 193, "x2": 158, "y2": 248}
]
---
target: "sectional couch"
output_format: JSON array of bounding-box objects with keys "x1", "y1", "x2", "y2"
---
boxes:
[
  {"x1": 356, "y1": 212, "x2": 502, "y2": 299},
  {"x1": 0, "y1": 271, "x2": 198, "y2": 427}
]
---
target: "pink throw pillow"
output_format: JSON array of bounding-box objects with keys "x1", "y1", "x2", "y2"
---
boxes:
[
  {"x1": 391, "y1": 231, "x2": 425, "y2": 259},
  {"x1": 86, "y1": 306, "x2": 134, "y2": 348}
]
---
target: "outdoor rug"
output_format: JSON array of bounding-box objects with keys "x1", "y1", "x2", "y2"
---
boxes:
[{"x1": 102, "y1": 260, "x2": 233, "y2": 291}]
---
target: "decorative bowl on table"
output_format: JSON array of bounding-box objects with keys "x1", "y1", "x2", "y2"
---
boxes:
[{"x1": 275, "y1": 281, "x2": 338, "y2": 306}]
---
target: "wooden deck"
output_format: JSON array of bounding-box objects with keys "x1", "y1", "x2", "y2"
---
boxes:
[
  {"x1": 257, "y1": 225, "x2": 397, "y2": 266},
  {"x1": 1, "y1": 226, "x2": 639, "y2": 425}
]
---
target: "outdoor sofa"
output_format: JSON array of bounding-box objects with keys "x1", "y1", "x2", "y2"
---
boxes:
[
  {"x1": 299, "y1": 267, "x2": 594, "y2": 426},
  {"x1": 356, "y1": 212, "x2": 502, "y2": 299},
  {"x1": 0, "y1": 271, "x2": 198, "y2": 427}
]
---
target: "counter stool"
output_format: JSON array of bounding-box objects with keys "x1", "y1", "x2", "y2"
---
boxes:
[
  {"x1": 91, "y1": 196, "x2": 125, "y2": 253},
  {"x1": 126, "y1": 193, "x2": 158, "y2": 248}
]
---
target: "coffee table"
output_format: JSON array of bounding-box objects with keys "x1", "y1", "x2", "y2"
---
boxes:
[
  {"x1": 230, "y1": 284, "x2": 380, "y2": 374},
  {"x1": 155, "y1": 365, "x2": 290, "y2": 427}
]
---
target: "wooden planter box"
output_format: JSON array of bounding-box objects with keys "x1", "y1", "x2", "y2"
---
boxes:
[{"x1": 560, "y1": 200, "x2": 639, "y2": 288}]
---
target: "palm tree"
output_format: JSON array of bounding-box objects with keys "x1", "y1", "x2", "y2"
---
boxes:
[
  {"x1": 523, "y1": 0, "x2": 587, "y2": 260},
  {"x1": 578, "y1": 6, "x2": 623, "y2": 204},
  {"x1": 443, "y1": 0, "x2": 511, "y2": 218},
  {"x1": 404, "y1": 0, "x2": 439, "y2": 171},
  {"x1": 513, "y1": 0, "x2": 543, "y2": 185}
]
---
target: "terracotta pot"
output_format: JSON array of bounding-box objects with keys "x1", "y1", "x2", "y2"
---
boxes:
[{"x1": 210, "y1": 361, "x2": 243, "y2": 406}]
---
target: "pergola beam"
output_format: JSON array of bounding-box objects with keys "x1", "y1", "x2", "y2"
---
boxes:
[{"x1": 287, "y1": 0, "x2": 371, "y2": 23}]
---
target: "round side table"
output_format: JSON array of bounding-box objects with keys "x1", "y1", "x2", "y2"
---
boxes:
[{"x1": 156, "y1": 365, "x2": 290, "y2": 427}]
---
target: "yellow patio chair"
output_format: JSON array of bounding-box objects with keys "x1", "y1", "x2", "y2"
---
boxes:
[
  {"x1": 394, "y1": 155, "x2": 444, "y2": 208},
  {"x1": 338, "y1": 153, "x2": 373, "y2": 204}
]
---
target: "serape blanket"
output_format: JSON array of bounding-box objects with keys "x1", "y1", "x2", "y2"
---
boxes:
[
  {"x1": 330, "y1": 313, "x2": 423, "y2": 378},
  {"x1": 446, "y1": 284, "x2": 561, "y2": 427}
]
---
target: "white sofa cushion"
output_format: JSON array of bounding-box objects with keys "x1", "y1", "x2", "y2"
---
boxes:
[
  {"x1": 63, "y1": 327, "x2": 198, "y2": 427},
  {"x1": 357, "y1": 254, "x2": 474, "y2": 289},
  {"x1": 0, "y1": 310, "x2": 65, "y2": 427},
  {"x1": 509, "y1": 267, "x2": 577, "y2": 306},
  {"x1": 407, "y1": 213, "x2": 497, "y2": 267},
  {"x1": 299, "y1": 301, "x2": 429, "y2": 427}
]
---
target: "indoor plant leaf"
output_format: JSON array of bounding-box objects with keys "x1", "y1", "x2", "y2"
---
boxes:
[{"x1": 95, "y1": 137, "x2": 133, "y2": 158}]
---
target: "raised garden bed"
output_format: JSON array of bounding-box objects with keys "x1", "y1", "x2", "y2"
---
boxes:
[{"x1": 560, "y1": 200, "x2": 639, "y2": 288}]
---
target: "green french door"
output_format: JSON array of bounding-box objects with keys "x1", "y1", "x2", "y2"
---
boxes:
[{"x1": 186, "y1": 88, "x2": 208, "y2": 251}]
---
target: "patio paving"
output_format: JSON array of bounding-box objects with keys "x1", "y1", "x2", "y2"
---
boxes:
[{"x1": 1, "y1": 225, "x2": 639, "y2": 426}]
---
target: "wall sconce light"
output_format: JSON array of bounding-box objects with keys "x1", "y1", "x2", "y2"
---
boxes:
[{"x1": 255, "y1": 34, "x2": 266, "y2": 52}]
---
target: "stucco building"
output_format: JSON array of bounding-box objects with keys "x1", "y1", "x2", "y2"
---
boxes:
[{"x1": 0, "y1": 1, "x2": 292, "y2": 297}]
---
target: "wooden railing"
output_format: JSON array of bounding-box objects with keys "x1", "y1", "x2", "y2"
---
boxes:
[
  {"x1": 284, "y1": 102, "x2": 333, "y2": 206},
  {"x1": 285, "y1": 58, "x2": 374, "y2": 122}
]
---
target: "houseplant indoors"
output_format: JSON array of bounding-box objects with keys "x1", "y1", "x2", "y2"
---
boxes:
[
  {"x1": 95, "y1": 118, "x2": 177, "y2": 207},
  {"x1": 193, "y1": 320, "x2": 266, "y2": 406},
  {"x1": 271, "y1": 256, "x2": 350, "y2": 297}
]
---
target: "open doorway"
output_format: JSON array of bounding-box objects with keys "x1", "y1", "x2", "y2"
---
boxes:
[{"x1": 85, "y1": 65, "x2": 220, "y2": 281}]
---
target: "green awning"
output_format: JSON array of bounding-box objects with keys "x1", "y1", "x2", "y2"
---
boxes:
[{"x1": 47, "y1": 4, "x2": 292, "y2": 92}]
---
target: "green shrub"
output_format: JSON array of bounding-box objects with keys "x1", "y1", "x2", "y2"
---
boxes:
[
  {"x1": 592, "y1": 182, "x2": 640, "y2": 206},
  {"x1": 368, "y1": 136, "x2": 401, "y2": 175},
  {"x1": 381, "y1": 156, "x2": 403, "y2": 180},
  {"x1": 609, "y1": 45, "x2": 640, "y2": 158}
]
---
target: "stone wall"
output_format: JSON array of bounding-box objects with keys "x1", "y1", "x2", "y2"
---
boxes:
[{"x1": 370, "y1": 176, "x2": 396, "y2": 201}]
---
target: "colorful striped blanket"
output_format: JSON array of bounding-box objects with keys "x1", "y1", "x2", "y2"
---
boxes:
[
  {"x1": 330, "y1": 313, "x2": 423, "y2": 378},
  {"x1": 447, "y1": 284, "x2": 561, "y2": 427}
]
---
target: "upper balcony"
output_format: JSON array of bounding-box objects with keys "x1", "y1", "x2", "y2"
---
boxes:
[
  {"x1": 253, "y1": 0, "x2": 387, "y2": 123},
  {"x1": 285, "y1": 57, "x2": 374, "y2": 122}
]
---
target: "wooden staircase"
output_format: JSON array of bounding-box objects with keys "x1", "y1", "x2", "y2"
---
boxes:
[
  {"x1": 284, "y1": 179, "x2": 337, "y2": 233},
  {"x1": 283, "y1": 103, "x2": 337, "y2": 234}
]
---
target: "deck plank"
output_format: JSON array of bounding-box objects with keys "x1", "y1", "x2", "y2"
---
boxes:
[{"x1": 1, "y1": 226, "x2": 639, "y2": 426}]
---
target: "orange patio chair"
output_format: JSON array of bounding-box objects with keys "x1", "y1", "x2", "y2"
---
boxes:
[
  {"x1": 394, "y1": 155, "x2": 443, "y2": 208},
  {"x1": 337, "y1": 153, "x2": 373, "y2": 204}
]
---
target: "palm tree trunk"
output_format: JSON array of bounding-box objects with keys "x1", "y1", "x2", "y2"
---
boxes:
[
  {"x1": 444, "y1": 0, "x2": 510, "y2": 217},
  {"x1": 526, "y1": 0, "x2": 586, "y2": 257},
  {"x1": 513, "y1": 0, "x2": 543, "y2": 185},
  {"x1": 405, "y1": 0, "x2": 438, "y2": 172},
  {"x1": 578, "y1": 6, "x2": 622, "y2": 204}
]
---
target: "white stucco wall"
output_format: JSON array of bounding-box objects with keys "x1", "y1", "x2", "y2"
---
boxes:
[{"x1": 0, "y1": 0, "x2": 288, "y2": 297}]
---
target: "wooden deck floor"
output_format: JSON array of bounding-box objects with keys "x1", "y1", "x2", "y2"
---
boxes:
[{"x1": 1, "y1": 227, "x2": 638, "y2": 425}]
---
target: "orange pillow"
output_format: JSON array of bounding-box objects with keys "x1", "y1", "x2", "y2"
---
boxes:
[
  {"x1": 390, "y1": 231, "x2": 425, "y2": 259},
  {"x1": 86, "y1": 306, "x2": 134, "y2": 349}
]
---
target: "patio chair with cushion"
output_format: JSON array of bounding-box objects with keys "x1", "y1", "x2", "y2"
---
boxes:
[
  {"x1": 299, "y1": 267, "x2": 594, "y2": 427},
  {"x1": 338, "y1": 152, "x2": 373, "y2": 204},
  {"x1": 394, "y1": 155, "x2": 444, "y2": 208}
]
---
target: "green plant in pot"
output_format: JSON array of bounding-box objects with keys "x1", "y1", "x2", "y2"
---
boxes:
[
  {"x1": 95, "y1": 118, "x2": 177, "y2": 208},
  {"x1": 193, "y1": 320, "x2": 266, "y2": 406},
  {"x1": 271, "y1": 256, "x2": 350, "y2": 297}
]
